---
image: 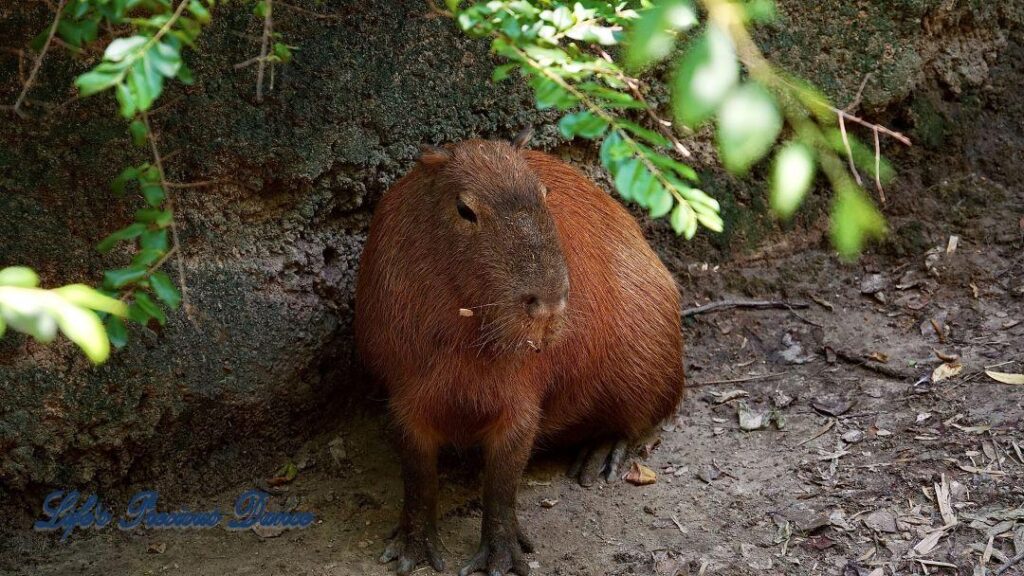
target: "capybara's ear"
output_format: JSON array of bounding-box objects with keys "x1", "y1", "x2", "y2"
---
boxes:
[
  {"x1": 511, "y1": 126, "x2": 534, "y2": 149},
  {"x1": 419, "y1": 144, "x2": 450, "y2": 167}
]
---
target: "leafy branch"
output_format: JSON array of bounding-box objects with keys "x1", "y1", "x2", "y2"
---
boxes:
[
  {"x1": 3, "y1": 0, "x2": 217, "y2": 361},
  {"x1": 448, "y1": 0, "x2": 912, "y2": 257},
  {"x1": 234, "y1": 0, "x2": 295, "y2": 102}
]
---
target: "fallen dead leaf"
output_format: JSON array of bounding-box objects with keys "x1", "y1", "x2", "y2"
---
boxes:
[
  {"x1": 867, "y1": 352, "x2": 889, "y2": 363},
  {"x1": 935, "y1": 475, "x2": 957, "y2": 528},
  {"x1": 539, "y1": 498, "x2": 558, "y2": 508},
  {"x1": 933, "y1": 349, "x2": 959, "y2": 363},
  {"x1": 737, "y1": 401, "x2": 768, "y2": 431},
  {"x1": 811, "y1": 396, "x2": 853, "y2": 417},
  {"x1": 458, "y1": 308, "x2": 474, "y2": 317},
  {"x1": 985, "y1": 370, "x2": 1024, "y2": 385},
  {"x1": 267, "y1": 462, "x2": 299, "y2": 487},
  {"x1": 147, "y1": 542, "x2": 166, "y2": 554},
  {"x1": 623, "y1": 462, "x2": 657, "y2": 486},
  {"x1": 931, "y1": 362, "x2": 963, "y2": 382},
  {"x1": 712, "y1": 389, "x2": 749, "y2": 404},
  {"x1": 913, "y1": 528, "x2": 946, "y2": 555}
]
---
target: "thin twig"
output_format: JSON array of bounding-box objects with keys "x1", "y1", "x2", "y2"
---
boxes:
[
  {"x1": 994, "y1": 551, "x2": 1024, "y2": 576},
  {"x1": 843, "y1": 73, "x2": 872, "y2": 113},
  {"x1": 873, "y1": 127, "x2": 885, "y2": 203},
  {"x1": 827, "y1": 346, "x2": 913, "y2": 380},
  {"x1": 838, "y1": 113, "x2": 862, "y2": 186},
  {"x1": 234, "y1": 56, "x2": 264, "y2": 69},
  {"x1": 11, "y1": 0, "x2": 67, "y2": 117},
  {"x1": 142, "y1": 111, "x2": 192, "y2": 318},
  {"x1": 255, "y1": 0, "x2": 273, "y2": 102},
  {"x1": 165, "y1": 179, "x2": 225, "y2": 189},
  {"x1": 836, "y1": 108, "x2": 911, "y2": 146},
  {"x1": 689, "y1": 372, "x2": 787, "y2": 387},
  {"x1": 597, "y1": 48, "x2": 692, "y2": 158},
  {"x1": 682, "y1": 299, "x2": 809, "y2": 318}
]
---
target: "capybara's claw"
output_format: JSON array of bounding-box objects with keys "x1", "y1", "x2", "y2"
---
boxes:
[
  {"x1": 380, "y1": 525, "x2": 445, "y2": 575},
  {"x1": 568, "y1": 438, "x2": 630, "y2": 486},
  {"x1": 459, "y1": 531, "x2": 530, "y2": 576}
]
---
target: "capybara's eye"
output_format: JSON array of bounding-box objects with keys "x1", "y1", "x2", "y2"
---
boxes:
[{"x1": 456, "y1": 196, "x2": 477, "y2": 223}]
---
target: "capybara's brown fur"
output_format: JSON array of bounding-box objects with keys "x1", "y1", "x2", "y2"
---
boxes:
[{"x1": 354, "y1": 134, "x2": 684, "y2": 576}]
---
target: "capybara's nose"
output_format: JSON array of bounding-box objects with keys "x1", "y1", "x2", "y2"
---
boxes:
[{"x1": 524, "y1": 293, "x2": 567, "y2": 320}]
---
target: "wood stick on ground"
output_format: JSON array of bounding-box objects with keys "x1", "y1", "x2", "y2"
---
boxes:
[
  {"x1": 827, "y1": 346, "x2": 913, "y2": 380},
  {"x1": 682, "y1": 299, "x2": 809, "y2": 318},
  {"x1": 10, "y1": 0, "x2": 67, "y2": 117},
  {"x1": 689, "y1": 371, "x2": 788, "y2": 388},
  {"x1": 994, "y1": 551, "x2": 1024, "y2": 576}
]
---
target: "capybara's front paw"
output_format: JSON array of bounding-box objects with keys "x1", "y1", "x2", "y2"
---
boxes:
[
  {"x1": 458, "y1": 528, "x2": 532, "y2": 576},
  {"x1": 379, "y1": 524, "x2": 445, "y2": 575}
]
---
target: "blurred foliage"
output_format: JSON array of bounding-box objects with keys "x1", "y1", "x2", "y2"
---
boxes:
[
  {"x1": 0, "y1": 267, "x2": 127, "y2": 364},
  {"x1": 450, "y1": 0, "x2": 894, "y2": 255}
]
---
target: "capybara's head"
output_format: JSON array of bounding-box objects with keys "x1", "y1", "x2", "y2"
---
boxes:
[{"x1": 418, "y1": 129, "x2": 570, "y2": 355}]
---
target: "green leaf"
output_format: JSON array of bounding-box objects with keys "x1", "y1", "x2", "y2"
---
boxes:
[
  {"x1": 53, "y1": 284, "x2": 128, "y2": 316},
  {"x1": 130, "y1": 119, "x2": 148, "y2": 147},
  {"x1": 105, "y1": 315, "x2": 128, "y2": 349},
  {"x1": 830, "y1": 186, "x2": 886, "y2": 259},
  {"x1": 253, "y1": 1, "x2": 267, "y2": 18},
  {"x1": 273, "y1": 42, "x2": 292, "y2": 64},
  {"x1": 116, "y1": 83, "x2": 137, "y2": 118},
  {"x1": 103, "y1": 267, "x2": 148, "y2": 289},
  {"x1": 492, "y1": 63, "x2": 516, "y2": 82},
  {"x1": 140, "y1": 183, "x2": 166, "y2": 207},
  {"x1": 625, "y1": 0, "x2": 696, "y2": 71},
  {"x1": 111, "y1": 166, "x2": 139, "y2": 195},
  {"x1": 745, "y1": 0, "x2": 777, "y2": 22},
  {"x1": 0, "y1": 267, "x2": 40, "y2": 288},
  {"x1": 0, "y1": 314, "x2": 5, "y2": 338},
  {"x1": 149, "y1": 272, "x2": 181, "y2": 309},
  {"x1": 649, "y1": 187, "x2": 673, "y2": 219},
  {"x1": 104, "y1": 36, "x2": 148, "y2": 62},
  {"x1": 771, "y1": 142, "x2": 816, "y2": 219},
  {"x1": 2, "y1": 305, "x2": 57, "y2": 343},
  {"x1": 716, "y1": 83, "x2": 782, "y2": 174},
  {"x1": 150, "y1": 41, "x2": 182, "y2": 78},
  {"x1": 176, "y1": 60, "x2": 195, "y2": 85},
  {"x1": 673, "y1": 26, "x2": 738, "y2": 128},
  {"x1": 135, "y1": 208, "x2": 174, "y2": 227},
  {"x1": 188, "y1": 0, "x2": 211, "y2": 24},
  {"x1": 532, "y1": 77, "x2": 576, "y2": 110},
  {"x1": 76, "y1": 69, "x2": 121, "y2": 97},
  {"x1": 613, "y1": 158, "x2": 641, "y2": 202},
  {"x1": 558, "y1": 111, "x2": 609, "y2": 139},
  {"x1": 140, "y1": 229, "x2": 170, "y2": 252},
  {"x1": 618, "y1": 120, "x2": 670, "y2": 148},
  {"x1": 97, "y1": 222, "x2": 147, "y2": 253},
  {"x1": 134, "y1": 292, "x2": 167, "y2": 325},
  {"x1": 670, "y1": 201, "x2": 697, "y2": 238},
  {"x1": 131, "y1": 248, "x2": 165, "y2": 268},
  {"x1": 52, "y1": 301, "x2": 110, "y2": 364},
  {"x1": 600, "y1": 130, "x2": 630, "y2": 171}
]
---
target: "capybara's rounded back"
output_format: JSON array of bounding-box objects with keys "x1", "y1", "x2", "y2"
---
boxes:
[{"x1": 355, "y1": 138, "x2": 683, "y2": 447}]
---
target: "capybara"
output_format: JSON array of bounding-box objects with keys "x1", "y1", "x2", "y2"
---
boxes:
[{"x1": 354, "y1": 128, "x2": 685, "y2": 576}]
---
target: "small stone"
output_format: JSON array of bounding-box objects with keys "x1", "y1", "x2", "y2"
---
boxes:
[
  {"x1": 328, "y1": 437, "x2": 347, "y2": 467},
  {"x1": 842, "y1": 430, "x2": 864, "y2": 444}
]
